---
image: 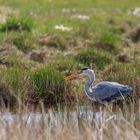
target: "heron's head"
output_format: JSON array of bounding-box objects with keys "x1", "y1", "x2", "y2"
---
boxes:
[{"x1": 64, "y1": 67, "x2": 93, "y2": 81}]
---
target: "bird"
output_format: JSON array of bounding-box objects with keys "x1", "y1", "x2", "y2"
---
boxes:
[{"x1": 64, "y1": 67, "x2": 132, "y2": 105}]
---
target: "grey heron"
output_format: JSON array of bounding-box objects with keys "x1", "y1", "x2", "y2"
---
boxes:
[{"x1": 64, "y1": 67, "x2": 132, "y2": 104}]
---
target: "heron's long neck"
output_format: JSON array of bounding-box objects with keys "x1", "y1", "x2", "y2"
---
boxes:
[{"x1": 84, "y1": 71, "x2": 96, "y2": 101}]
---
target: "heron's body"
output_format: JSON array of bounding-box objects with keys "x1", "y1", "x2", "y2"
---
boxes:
[
  {"x1": 86, "y1": 81, "x2": 132, "y2": 104},
  {"x1": 65, "y1": 67, "x2": 132, "y2": 104}
]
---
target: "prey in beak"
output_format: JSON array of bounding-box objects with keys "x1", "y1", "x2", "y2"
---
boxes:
[{"x1": 64, "y1": 71, "x2": 81, "y2": 81}]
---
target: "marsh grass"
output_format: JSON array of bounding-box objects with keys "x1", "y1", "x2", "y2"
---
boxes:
[
  {"x1": 0, "y1": 103, "x2": 140, "y2": 140},
  {"x1": 0, "y1": 17, "x2": 34, "y2": 32},
  {"x1": 39, "y1": 35, "x2": 67, "y2": 50},
  {"x1": 32, "y1": 66, "x2": 64, "y2": 95},
  {"x1": 49, "y1": 55, "x2": 82, "y2": 73},
  {"x1": 75, "y1": 48, "x2": 113, "y2": 70},
  {"x1": 5, "y1": 32, "x2": 38, "y2": 53},
  {"x1": 0, "y1": 63, "x2": 74, "y2": 106},
  {"x1": 0, "y1": 66, "x2": 29, "y2": 105},
  {"x1": 98, "y1": 31, "x2": 121, "y2": 46},
  {"x1": 28, "y1": 65, "x2": 73, "y2": 105}
]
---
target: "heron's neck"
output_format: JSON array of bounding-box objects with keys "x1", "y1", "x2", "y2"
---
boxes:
[{"x1": 84, "y1": 71, "x2": 96, "y2": 101}]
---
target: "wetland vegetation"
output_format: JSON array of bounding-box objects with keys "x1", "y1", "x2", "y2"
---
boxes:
[{"x1": 0, "y1": 0, "x2": 140, "y2": 139}]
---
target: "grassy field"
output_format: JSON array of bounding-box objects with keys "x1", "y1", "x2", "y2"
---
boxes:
[{"x1": 0, "y1": 0, "x2": 139, "y2": 106}]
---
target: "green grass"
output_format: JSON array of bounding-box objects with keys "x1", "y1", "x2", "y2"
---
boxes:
[
  {"x1": 0, "y1": 0, "x2": 139, "y2": 106},
  {"x1": 97, "y1": 31, "x2": 121, "y2": 46},
  {"x1": 75, "y1": 48, "x2": 113, "y2": 70},
  {"x1": 30, "y1": 65, "x2": 73, "y2": 105},
  {"x1": 0, "y1": 64, "x2": 73, "y2": 105},
  {"x1": 5, "y1": 32, "x2": 38, "y2": 53},
  {"x1": 49, "y1": 55, "x2": 82, "y2": 72},
  {"x1": 32, "y1": 66, "x2": 64, "y2": 96},
  {"x1": 0, "y1": 17, "x2": 34, "y2": 32},
  {"x1": 0, "y1": 66, "x2": 29, "y2": 105},
  {"x1": 0, "y1": 0, "x2": 139, "y2": 37},
  {"x1": 103, "y1": 63, "x2": 136, "y2": 84}
]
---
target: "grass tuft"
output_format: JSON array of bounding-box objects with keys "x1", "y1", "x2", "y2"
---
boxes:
[
  {"x1": 0, "y1": 17, "x2": 34, "y2": 32},
  {"x1": 30, "y1": 66, "x2": 71, "y2": 105},
  {"x1": 75, "y1": 48, "x2": 113, "y2": 70},
  {"x1": 49, "y1": 56, "x2": 82, "y2": 73},
  {"x1": 39, "y1": 35, "x2": 67, "y2": 50},
  {"x1": 0, "y1": 66, "x2": 29, "y2": 105},
  {"x1": 4, "y1": 32, "x2": 38, "y2": 53},
  {"x1": 98, "y1": 31, "x2": 121, "y2": 46}
]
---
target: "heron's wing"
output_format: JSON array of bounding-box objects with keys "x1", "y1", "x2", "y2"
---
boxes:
[{"x1": 93, "y1": 81, "x2": 132, "y2": 102}]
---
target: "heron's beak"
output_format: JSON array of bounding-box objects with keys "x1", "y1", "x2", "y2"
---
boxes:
[{"x1": 64, "y1": 71, "x2": 81, "y2": 81}]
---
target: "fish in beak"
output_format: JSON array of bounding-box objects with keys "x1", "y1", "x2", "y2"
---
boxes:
[{"x1": 64, "y1": 71, "x2": 81, "y2": 81}]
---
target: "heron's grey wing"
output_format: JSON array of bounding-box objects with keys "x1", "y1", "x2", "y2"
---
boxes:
[{"x1": 93, "y1": 81, "x2": 132, "y2": 102}]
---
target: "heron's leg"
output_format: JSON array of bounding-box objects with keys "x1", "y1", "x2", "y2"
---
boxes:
[{"x1": 104, "y1": 103, "x2": 113, "y2": 113}]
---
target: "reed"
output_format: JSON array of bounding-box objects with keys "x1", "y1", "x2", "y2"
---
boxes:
[{"x1": 0, "y1": 103, "x2": 140, "y2": 140}]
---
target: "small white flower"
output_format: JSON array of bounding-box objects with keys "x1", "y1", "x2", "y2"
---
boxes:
[
  {"x1": 72, "y1": 14, "x2": 90, "y2": 20},
  {"x1": 128, "y1": 7, "x2": 140, "y2": 16},
  {"x1": 54, "y1": 25, "x2": 72, "y2": 31},
  {"x1": 133, "y1": 8, "x2": 140, "y2": 16}
]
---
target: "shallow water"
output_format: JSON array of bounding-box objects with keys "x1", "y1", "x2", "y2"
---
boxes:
[
  {"x1": 0, "y1": 110, "x2": 102, "y2": 125},
  {"x1": 0, "y1": 104, "x2": 139, "y2": 128},
  {"x1": 0, "y1": 105, "x2": 121, "y2": 126}
]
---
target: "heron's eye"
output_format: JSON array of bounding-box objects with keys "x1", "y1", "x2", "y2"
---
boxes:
[{"x1": 81, "y1": 67, "x2": 89, "y2": 71}]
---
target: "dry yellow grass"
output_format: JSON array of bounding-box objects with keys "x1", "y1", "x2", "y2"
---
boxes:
[{"x1": 0, "y1": 104, "x2": 140, "y2": 140}]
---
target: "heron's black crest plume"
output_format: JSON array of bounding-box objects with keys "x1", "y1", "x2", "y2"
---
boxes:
[{"x1": 81, "y1": 67, "x2": 89, "y2": 71}]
